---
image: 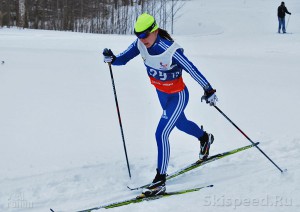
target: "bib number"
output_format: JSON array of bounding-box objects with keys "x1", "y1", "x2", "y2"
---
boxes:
[{"x1": 149, "y1": 69, "x2": 179, "y2": 81}]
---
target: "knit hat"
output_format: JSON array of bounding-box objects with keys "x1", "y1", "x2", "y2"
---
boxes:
[{"x1": 134, "y1": 13, "x2": 158, "y2": 34}]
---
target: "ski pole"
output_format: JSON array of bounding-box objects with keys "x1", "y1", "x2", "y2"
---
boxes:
[
  {"x1": 107, "y1": 62, "x2": 131, "y2": 178},
  {"x1": 213, "y1": 105, "x2": 285, "y2": 173},
  {"x1": 286, "y1": 14, "x2": 290, "y2": 31}
]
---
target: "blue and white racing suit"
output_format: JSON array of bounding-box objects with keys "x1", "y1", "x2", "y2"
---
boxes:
[{"x1": 112, "y1": 35, "x2": 213, "y2": 174}]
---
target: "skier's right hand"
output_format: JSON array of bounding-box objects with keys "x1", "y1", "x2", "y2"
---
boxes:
[{"x1": 103, "y1": 48, "x2": 116, "y2": 63}]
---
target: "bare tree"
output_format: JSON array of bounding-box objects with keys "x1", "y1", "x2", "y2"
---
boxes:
[
  {"x1": 17, "y1": 0, "x2": 25, "y2": 27},
  {"x1": 0, "y1": 0, "x2": 186, "y2": 35},
  {"x1": 0, "y1": 11, "x2": 7, "y2": 27},
  {"x1": 170, "y1": 0, "x2": 185, "y2": 34}
]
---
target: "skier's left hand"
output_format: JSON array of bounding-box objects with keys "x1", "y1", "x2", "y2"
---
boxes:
[{"x1": 201, "y1": 88, "x2": 218, "y2": 106}]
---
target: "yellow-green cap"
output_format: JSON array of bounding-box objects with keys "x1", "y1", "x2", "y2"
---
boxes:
[{"x1": 134, "y1": 13, "x2": 159, "y2": 33}]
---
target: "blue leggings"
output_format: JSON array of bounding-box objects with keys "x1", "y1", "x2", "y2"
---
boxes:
[{"x1": 156, "y1": 87, "x2": 204, "y2": 174}]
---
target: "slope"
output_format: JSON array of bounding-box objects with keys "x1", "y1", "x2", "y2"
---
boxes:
[{"x1": 0, "y1": 0, "x2": 300, "y2": 211}]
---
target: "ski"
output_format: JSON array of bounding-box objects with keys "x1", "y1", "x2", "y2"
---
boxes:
[
  {"x1": 54, "y1": 184, "x2": 213, "y2": 212},
  {"x1": 128, "y1": 142, "x2": 259, "y2": 190}
]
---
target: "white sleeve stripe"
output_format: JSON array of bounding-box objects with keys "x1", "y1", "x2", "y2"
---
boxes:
[
  {"x1": 158, "y1": 41, "x2": 169, "y2": 50},
  {"x1": 159, "y1": 41, "x2": 170, "y2": 49},
  {"x1": 117, "y1": 39, "x2": 138, "y2": 57},
  {"x1": 158, "y1": 44, "x2": 167, "y2": 50},
  {"x1": 175, "y1": 53, "x2": 206, "y2": 86},
  {"x1": 159, "y1": 41, "x2": 208, "y2": 88},
  {"x1": 174, "y1": 52, "x2": 207, "y2": 87}
]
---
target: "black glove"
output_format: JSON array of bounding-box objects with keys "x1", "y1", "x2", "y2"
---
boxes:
[
  {"x1": 201, "y1": 88, "x2": 218, "y2": 106},
  {"x1": 103, "y1": 48, "x2": 116, "y2": 63}
]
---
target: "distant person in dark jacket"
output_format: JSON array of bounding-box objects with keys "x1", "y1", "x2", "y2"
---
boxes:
[{"x1": 277, "y1": 2, "x2": 291, "y2": 33}]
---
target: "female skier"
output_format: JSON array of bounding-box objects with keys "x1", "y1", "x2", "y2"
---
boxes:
[{"x1": 103, "y1": 13, "x2": 218, "y2": 196}]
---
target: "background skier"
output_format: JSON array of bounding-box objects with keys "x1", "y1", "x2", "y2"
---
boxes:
[{"x1": 277, "y1": 2, "x2": 291, "y2": 33}]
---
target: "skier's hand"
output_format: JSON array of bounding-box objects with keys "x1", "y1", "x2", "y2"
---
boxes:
[
  {"x1": 201, "y1": 88, "x2": 218, "y2": 106},
  {"x1": 103, "y1": 48, "x2": 116, "y2": 63}
]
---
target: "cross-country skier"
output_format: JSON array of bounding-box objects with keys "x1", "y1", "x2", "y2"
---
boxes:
[{"x1": 103, "y1": 13, "x2": 217, "y2": 197}]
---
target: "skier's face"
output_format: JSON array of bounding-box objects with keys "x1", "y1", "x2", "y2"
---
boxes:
[{"x1": 139, "y1": 30, "x2": 158, "y2": 48}]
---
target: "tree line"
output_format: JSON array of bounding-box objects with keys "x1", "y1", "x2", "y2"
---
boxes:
[{"x1": 0, "y1": 0, "x2": 185, "y2": 34}]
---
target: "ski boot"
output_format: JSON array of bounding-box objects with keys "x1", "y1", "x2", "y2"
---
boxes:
[
  {"x1": 199, "y1": 131, "x2": 214, "y2": 161},
  {"x1": 142, "y1": 169, "x2": 166, "y2": 197}
]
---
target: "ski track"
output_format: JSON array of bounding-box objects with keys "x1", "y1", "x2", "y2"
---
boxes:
[{"x1": 1, "y1": 0, "x2": 300, "y2": 211}]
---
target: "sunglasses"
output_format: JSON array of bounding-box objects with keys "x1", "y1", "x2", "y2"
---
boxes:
[{"x1": 134, "y1": 21, "x2": 157, "y2": 39}]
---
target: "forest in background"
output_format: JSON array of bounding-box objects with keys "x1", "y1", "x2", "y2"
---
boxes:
[{"x1": 0, "y1": 0, "x2": 186, "y2": 34}]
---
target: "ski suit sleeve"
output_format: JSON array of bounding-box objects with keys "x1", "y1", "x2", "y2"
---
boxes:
[
  {"x1": 112, "y1": 40, "x2": 140, "y2": 66},
  {"x1": 285, "y1": 7, "x2": 291, "y2": 15},
  {"x1": 173, "y1": 48, "x2": 213, "y2": 91}
]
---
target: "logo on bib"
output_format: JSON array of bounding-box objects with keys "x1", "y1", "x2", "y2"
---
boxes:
[{"x1": 160, "y1": 62, "x2": 168, "y2": 70}]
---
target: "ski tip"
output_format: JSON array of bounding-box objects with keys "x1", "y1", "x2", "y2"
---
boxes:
[
  {"x1": 127, "y1": 185, "x2": 138, "y2": 191},
  {"x1": 208, "y1": 184, "x2": 214, "y2": 188},
  {"x1": 50, "y1": 209, "x2": 55, "y2": 212}
]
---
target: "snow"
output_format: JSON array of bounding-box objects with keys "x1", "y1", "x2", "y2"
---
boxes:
[{"x1": 0, "y1": 0, "x2": 300, "y2": 211}]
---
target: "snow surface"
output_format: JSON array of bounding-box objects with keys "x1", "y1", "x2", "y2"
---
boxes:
[{"x1": 0, "y1": 0, "x2": 300, "y2": 211}]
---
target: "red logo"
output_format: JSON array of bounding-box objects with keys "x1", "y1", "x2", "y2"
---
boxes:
[{"x1": 160, "y1": 62, "x2": 168, "y2": 69}]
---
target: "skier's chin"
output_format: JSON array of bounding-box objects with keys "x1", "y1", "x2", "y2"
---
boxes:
[{"x1": 144, "y1": 43, "x2": 151, "y2": 48}]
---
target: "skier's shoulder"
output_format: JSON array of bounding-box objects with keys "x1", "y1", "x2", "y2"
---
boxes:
[
  {"x1": 131, "y1": 39, "x2": 139, "y2": 49},
  {"x1": 117, "y1": 39, "x2": 140, "y2": 58},
  {"x1": 129, "y1": 39, "x2": 140, "y2": 51},
  {"x1": 157, "y1": 36, "x2": 177, "y2": 50},
  {"x1": 157, "y1": 36, "x2": 183, "y2": 53},
  {"x1": 159, "y1": 36, "x2": 173, "y2": 46}
]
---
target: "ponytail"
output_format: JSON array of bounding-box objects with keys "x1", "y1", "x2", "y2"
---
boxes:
[{"x1": 158, "y1": 28, "x2": 174, "y2": 42}]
